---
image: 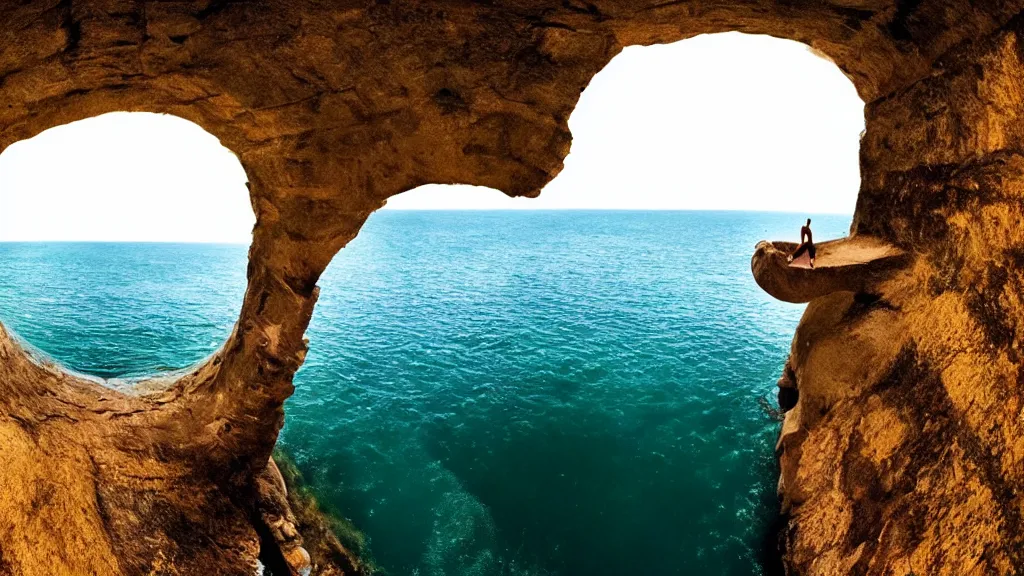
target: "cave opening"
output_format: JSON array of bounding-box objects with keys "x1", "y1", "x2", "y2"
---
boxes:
[
  {"x1": 0, "y1": 0, "x2": 1019, "y2": 572},
  {"x1": 0, "y1": 111, "x2": 254, "y2": 381},
  {"x1": 276, "y1": 32, "x2": 866, "y2": 576}
]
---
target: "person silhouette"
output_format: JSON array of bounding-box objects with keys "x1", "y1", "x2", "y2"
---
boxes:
[{"x1": 787, "y1": 218, "x2": 815, "y2": 268}]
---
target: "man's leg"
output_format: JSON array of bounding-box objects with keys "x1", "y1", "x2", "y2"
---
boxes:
[{"x1": 790, "y1": 243, "x2": 808, "y2": 263}]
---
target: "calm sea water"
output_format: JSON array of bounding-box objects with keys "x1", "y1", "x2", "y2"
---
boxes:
[{"x1": 0, "y1": 211, "x2": 849, "y2": 576}]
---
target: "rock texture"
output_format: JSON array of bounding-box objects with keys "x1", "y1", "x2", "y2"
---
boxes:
[
  {"x1": 764, "y1": 17, "x2": 1024, "y2": 575},
  {"x1": 0, "y1": 1, "x2": 1023, "y2": 575},
  {"x1": 752, "y1": 236, "x2": 907, "y2": 303}
]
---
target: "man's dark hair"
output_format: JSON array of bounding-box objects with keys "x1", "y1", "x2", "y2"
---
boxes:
[{"x1": 806, "y1": 218, "x2": 811, "y2": 225}]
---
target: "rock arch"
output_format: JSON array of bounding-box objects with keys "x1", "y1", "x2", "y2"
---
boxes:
[{"x1": 1, "y1": 1, "x2": 1023, "y2": 575}]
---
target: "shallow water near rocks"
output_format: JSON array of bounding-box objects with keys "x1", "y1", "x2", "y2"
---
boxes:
[{"x1": 0, "y1": 211, "x2": 850, "y2": 576}]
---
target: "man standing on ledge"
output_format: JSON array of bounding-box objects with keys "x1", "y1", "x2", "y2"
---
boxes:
[{"x1": 787, "y1": 218, "x2": 815, "y2": 268}]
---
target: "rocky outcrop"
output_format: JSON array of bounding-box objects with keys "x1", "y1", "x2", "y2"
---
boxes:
[
  {"x1": 269, "y1": 451, "x2": 374, "y2": 576},
  {"x1": 1, "y1": 1, "x2": 1023, "y2": 575},
  {"x1": 752, "y1": 236, "x2": 907, "y2": 303},
  {"x1": 760, "y1": 16, "x2": 1024, "y2": 575}
]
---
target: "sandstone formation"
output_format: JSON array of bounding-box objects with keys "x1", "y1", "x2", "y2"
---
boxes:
[
  {"x1": 1, "y1": 1, "x2": 1023, "y2": 575},
  {"x1": 752, "y1": 236, "x2": 907, "y2": 304}
]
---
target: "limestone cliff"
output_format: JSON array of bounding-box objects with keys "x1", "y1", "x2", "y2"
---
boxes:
[
  {"x1": 757, "y1": 19, "x2": 1024, "y2": 574},
  {"x1": 0, "y1": 1, "x2": 1022, "y2": 575}
]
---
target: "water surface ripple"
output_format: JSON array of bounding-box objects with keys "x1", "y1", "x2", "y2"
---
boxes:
[{"x1": 0, "y1": 211, "x2": 851, "y2": 576}]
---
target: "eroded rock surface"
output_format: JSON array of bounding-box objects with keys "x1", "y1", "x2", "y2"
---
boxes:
[
  {"x1": 752, "y1": 236, "x2": 907, "y2": 303},
  {"x1": 0, "y1": 1, "x2": 1023, "y2": 575},
  {"x1": 764, "y1": 18, "x2": 1024, "y2": 576}
]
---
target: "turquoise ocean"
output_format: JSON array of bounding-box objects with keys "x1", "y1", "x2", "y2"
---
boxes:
[{"x1": 0, "y1": 211, "x2": 850, "y2": 576}]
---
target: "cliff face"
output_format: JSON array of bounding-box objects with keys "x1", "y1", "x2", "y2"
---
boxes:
[
  {"x1": 0, "y1": 1, "x2": 1022, "y2": 575},
  {"x1": 770, "y1": 22, "x2": 1024, "y2": 575}
]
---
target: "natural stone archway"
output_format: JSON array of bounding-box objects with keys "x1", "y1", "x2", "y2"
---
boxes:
[{"x1": 1, "y1": 2, "x2": 1024, "y2": 575}]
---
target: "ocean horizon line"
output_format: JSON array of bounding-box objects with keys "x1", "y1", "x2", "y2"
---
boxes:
[
  {"x1": 0, "y1": 239, "x2": 252, "y2": 245},
  {"x1": 0, "y1": 208, "x2": 852, "y2": 244},
  {"x1": 380, "y1": 207, "x2": 853, "y2": 214}
]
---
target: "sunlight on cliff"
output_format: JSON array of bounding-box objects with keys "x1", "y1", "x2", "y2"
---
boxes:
[
  {"x1": 0, "y1": 112, "x2": 253, "y2": 243},
  {"x1": 386, "y1": 32, "x2": 865, "y2": 214}
]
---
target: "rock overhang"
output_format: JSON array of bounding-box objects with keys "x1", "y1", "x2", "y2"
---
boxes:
[{"x1": 2, "y1": 1, "x2": 1024, "y2": 574}]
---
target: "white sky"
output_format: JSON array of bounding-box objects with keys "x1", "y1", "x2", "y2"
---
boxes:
[
  {"x1": 0, "y1": 112, "x2": 254, "y2": 243},
  {"x1": 387, "y1": 32, "x2": 865, "y2": 212},
  {"x1": 0, "y1": 32, "x2": 863, "y2": 243}
]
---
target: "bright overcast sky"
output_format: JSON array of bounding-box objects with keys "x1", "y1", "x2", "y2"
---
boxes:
[
  {"x1": 387, "y1": 32, "x2": 864, "y2": 212},
  {"x1": 0, "y1": 32, "x2": 863, "y2": 242},
  {"x1": 0, "y1": 112, "x2": 254, "y2": 243}
]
